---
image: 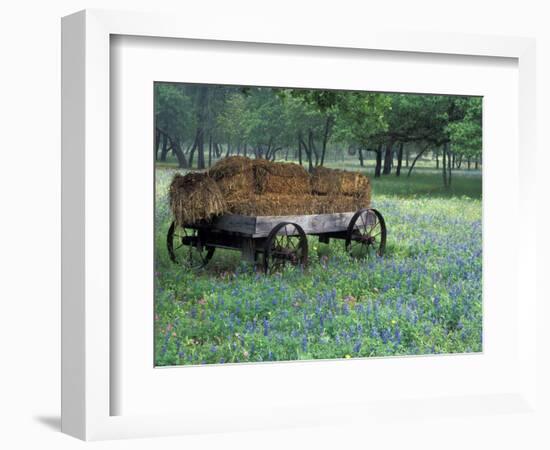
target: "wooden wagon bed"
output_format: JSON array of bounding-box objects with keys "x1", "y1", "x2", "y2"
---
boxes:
[{"x1": 208, "y1": 212, "x2": 357, "y2": 238}]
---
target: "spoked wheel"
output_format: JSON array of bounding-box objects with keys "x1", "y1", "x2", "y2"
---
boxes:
[
  {"x1": 167, "y1": 221, "x2": 215, "y2": 268},
  {"x1": 263, "y1": 222, "x2": 308, "y2": 274},
  {"x1": 345, "y1": 208, "x2": 387, "y2": 259}
]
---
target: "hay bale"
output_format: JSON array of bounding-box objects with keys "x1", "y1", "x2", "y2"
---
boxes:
[
  {"x1": 313, "y1": 195, "x2": 370, "y2": 214},
  {"x1": 209, "y1": 156, "x2": 256, "y2": 197},
  {"x1": 253, "y1": 160, "x2": 311, "y2": 195},
  {"x1": 210, "y1": 156, "x2": 311, "y2": 196},
  {"x1": 210, "y1": 155, "x2": 254, "y2": 178},
  {"x1": 311, "y1": 166, "x2": 371, "y2": 199},
  {"x1": 169, "y1": 172, "x2": 227, "y2": 225},
  {"x1": 227, "y1": 193, "x2": 370, "y2": 217}
]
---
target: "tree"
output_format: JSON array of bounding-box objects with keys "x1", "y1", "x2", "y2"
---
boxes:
[
  {"x1": 446, "y1": 97, "x2": 482, "y2": 171},
  {"x1": 154, "y1": 83, "x2": 193, "y2": 167},
  {"x1": 332, "y1": 92, "x2": 391, "y2": 176}
]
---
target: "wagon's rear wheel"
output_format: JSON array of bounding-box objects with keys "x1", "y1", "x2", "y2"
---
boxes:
[
  {"x1": 345, "y1": 208, "x2": 386, "y2": 258},
  {"x1": 263, "y1": 222, "x2": 308, "y2": 273},
  {"x1": 167, "y1": 221, "x2": 215, "y2": 268}
]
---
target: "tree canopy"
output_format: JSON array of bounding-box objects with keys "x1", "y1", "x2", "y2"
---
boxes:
[{"x1": 154, "y1": 83, "x2": 482, "y2": 185}]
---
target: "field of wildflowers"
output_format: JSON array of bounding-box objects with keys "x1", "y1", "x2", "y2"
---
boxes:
[{"x1": 154, "y1": 167, "x2": 482, "y2": 366}]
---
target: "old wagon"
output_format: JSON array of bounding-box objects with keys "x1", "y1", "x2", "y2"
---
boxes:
[{"x1": 167, "y1": 208, "x2": 386, "y2": 273}]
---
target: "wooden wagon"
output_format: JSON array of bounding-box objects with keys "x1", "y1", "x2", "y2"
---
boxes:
[{"x1": 167, "y1": 208, "x2": 387, "y2": 273}]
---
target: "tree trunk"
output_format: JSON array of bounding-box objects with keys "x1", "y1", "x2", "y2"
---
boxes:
[
  {"x1": 300, "y1": 133, "x2": 313, "y2": 172},
  {"x1": 442, "y1": 142, "x2": 448, "y2": 188},
  {"x1": 188, "y1": 132, "x2": 199, "y2": 168},
  {"x1": 208, "y1": 135, "x2": 212, "y2": 168},
  {"x1": 155, "y1": 128, "x2": 161, "y2": 160},
  {"x1": 196, "y1": 129, "x2": 205, "y2": 169},
  {"x1": 160, "y1": 132, "x2": 169, "y2": 161},
  {"x1": 395, "y1": 142, "x2": 404, "y2": 176},
  {"x1": 196, "y1": 86, "x2": 208, "y2": 170},
  {"x1": 475, "y1": 159, "x2": 479, "y2": 170},
  {"x1": 308, "y1": 130, "x2": 318, "y2": 167},
  {"x1": 170, "y1": 137, "x2": 189, "y2": 169},
  {"x1": 358, "y1": 148, "x2": 364, "y2": 167},
  {"x1": 435, "y1": 151, "x2": 439, "y2": 169},
  {"x1": 215, "y1": 143, "x2": 222, "y2": 158},
  {"x1": 298, "y1": 138, "x2": 303, "y2": 166},
  {"x1": 243, "y1": 143, "x2": 247, "y2": 158},
  {"x1": 320, "y1": 115, "x2": 333, "y2": 166},
  {"x1": 383, "y1": 139, "x2": 394, "y2": 175},
  {"x1": 467, "y1": 157, "x2": 471, "y2": 169},
  {"x1": 405, "y1": 146, "x2": 409, "y2": 167},
  {"x1": 374, "y1": 145, "x2": 383, "y2": 177},
  {"x1": 448, "y1": 147, "x2": 452, "y2": 186},
  {"x1": 456, "y1": 154, "x2": 463, "y2": 169},
  {"x1": 407, "y1": 146, "x2": 428, "y2": 177}
]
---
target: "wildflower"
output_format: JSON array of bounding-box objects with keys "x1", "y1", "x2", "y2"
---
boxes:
[{"x1": 394, "y1": 327, "x2": 402, "y2": 345}]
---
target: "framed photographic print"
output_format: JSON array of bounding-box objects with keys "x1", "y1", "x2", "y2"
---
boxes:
[
  {"x1": 153, "y1": 82, "x2": 482, "y2": 368},
  {"x1": 62, "y1": 9, "x2": 539, "y2": 441}
]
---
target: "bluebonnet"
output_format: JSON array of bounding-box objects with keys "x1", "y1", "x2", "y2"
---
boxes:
[{"x1": 301, "y1": 335, "x2": 308, "y2": 352}]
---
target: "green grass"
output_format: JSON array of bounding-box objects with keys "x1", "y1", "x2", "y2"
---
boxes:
[
  {"x1": 154, "y1": 166, "x2": 482, "y2": 366},
  {"x1": 371, "y1": 172, "x2": 481, "y2": 199}
]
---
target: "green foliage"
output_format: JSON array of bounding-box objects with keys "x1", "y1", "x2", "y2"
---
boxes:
[
  {"x1": 333, "y1": 92, "x2": 391, "y2": 146},
  {"x1": 446, "y1": 97, "x2": 482, "y2": 160},
  {"x1": 154, "y1": 83, "x2": 194, "y2": 141}
]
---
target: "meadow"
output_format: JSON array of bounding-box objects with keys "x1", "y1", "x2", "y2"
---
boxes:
[{"x1": 154, "y1": 163, "x2": 482, "y2": 366}]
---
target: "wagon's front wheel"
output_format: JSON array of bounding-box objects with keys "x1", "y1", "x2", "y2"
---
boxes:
[
  {"x1": 167, "y1": 221, "x2": 215, "y2": 268},
  {"x1": 345, "y1": 208, "x2": 386, "y2": 258},
  {"x1": 263, "y1": 222, "x2": 308, "y2": 274}
]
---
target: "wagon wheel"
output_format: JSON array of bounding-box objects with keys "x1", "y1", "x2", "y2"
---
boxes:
[
  {"x1": 167, "y1": 221, "x2": 215, "y2": 268},
  {"x1": 263, "y1": 222, "x2": 308, "y2": 273},
  {"x1": 345, "y1": 208, "x2": 386, "y2": 258}
]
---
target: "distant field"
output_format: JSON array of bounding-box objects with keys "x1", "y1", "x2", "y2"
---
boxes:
[{"x1": 154, "y1": 166, "x2": 482, "y2": 366}]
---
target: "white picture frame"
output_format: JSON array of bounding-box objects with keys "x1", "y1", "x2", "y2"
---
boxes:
[{"x1": 61, "y1": 9, "x2": 539, "y2": 441}]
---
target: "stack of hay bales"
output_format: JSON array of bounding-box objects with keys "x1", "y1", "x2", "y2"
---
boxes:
[{"x1": 168, "y1": 156, "x2": 372, "y2": 223}]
